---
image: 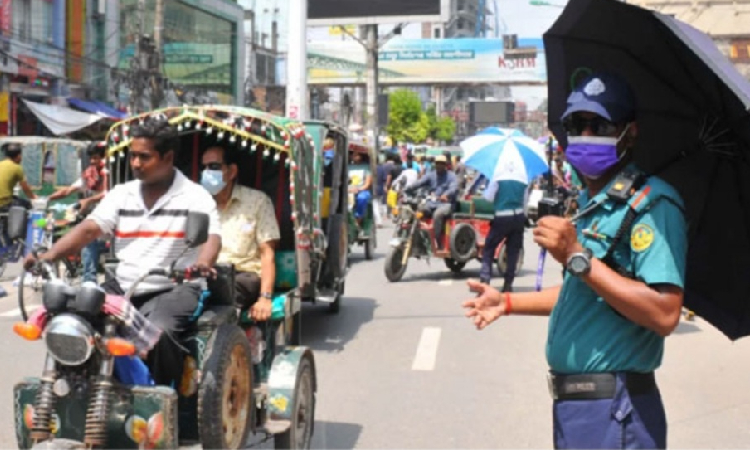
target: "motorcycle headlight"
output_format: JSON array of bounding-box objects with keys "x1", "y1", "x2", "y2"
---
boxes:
[{"x1": 44, "y1": 314, "x2": 95, "y2": 366}]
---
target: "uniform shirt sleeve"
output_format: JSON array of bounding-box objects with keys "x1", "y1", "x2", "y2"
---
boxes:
[
  {"x1": 631, "y1": 197, "x2": 687, "y2": 288},
  {"x1": 88, "y1": 185, "x2": 122, "y2": 234},
  {"x1": 255, "y1": 193, "x2": 281, "y2": 244}
]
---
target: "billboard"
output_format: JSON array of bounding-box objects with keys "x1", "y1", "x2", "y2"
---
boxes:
[
  {"x1": 308, "y1": 0, "x2": 449, "y2": 26},
  {"x1": 308, "y1": 38, "x2": 546, "y2": 85}
]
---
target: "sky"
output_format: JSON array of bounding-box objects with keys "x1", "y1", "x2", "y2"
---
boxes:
[{"x1": 245, "y1": 0, "x2": 570, "y2": 108}]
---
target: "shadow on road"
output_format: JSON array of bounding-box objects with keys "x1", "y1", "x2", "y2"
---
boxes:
[
  {"x1": 311, "y1": 421, "x2": 363, "y2": 449},
  {"x1": 300, "y1": 296, "x2": 377, "y2": 353}
]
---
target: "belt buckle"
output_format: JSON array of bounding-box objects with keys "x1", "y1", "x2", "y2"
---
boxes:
[{"x1": 547, "y1": 374, "x2": 558, "y2": 400}]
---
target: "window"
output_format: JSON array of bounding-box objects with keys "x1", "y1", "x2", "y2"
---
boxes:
[
  {"x1": 457, "y1": 0, "x2": 465, "y2": 11},
  {"x1": 12, "y1": 0, "x2": 31, "y2": 42},
  {"x1": 434, "y1": 28, "x2": 441, "y2": 39}
]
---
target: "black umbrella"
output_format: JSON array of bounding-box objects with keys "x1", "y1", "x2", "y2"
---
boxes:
[{"x1": 544, "y1": 0, "x2": 750, "y2": 340}]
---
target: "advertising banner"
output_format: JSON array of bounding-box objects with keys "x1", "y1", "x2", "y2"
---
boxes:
[{"x1": 308, "y1": 37, "x2": 546, "y2": 85}]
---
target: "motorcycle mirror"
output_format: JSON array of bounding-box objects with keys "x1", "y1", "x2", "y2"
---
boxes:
[
  {"x1": 7, "y1": 206, "x2": 28, "y2": 241},
  {"x1": 184, "y1": 211, "x2": 209, "y2": 248}
]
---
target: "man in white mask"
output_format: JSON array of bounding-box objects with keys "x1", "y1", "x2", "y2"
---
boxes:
[{"x1": 201, "y1": 145, "x2": 280, "y2": 321}]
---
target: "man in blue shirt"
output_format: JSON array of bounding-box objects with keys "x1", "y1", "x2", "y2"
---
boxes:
[
  {"x1": 406, "y1": 155, "x2": 458, "y2": 249},
  {"x1": 462, "y1": 73, "x2": 686, "y2": 449},
  {"x1": 479, "y1": 178, "x2": 527, "y2": 292}
]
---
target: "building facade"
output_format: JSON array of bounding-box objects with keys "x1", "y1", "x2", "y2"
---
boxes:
[{"x1": 117, "y1": 0, "x2": 246, "y2": 107}]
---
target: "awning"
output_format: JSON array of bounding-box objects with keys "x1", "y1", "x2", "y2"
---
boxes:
[
  {"x1": 23, "y1": 99, "x2": 104, "y2": 136},
  {"x1": 67, "y1": 98, "x2": 127, "y2": 120}
]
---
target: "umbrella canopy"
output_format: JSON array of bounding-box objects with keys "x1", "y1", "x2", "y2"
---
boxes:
[
  {"x1": 460, "y1": 131, "x2": 548, "y2": 184},
  {"x1": 544, "y1": 0, "x2": 750, "y2": 340}
]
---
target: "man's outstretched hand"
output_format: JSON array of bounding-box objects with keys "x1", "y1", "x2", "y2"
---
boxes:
[{"x1": 462, "y1": 279, "x2": 509, "y2": 330}]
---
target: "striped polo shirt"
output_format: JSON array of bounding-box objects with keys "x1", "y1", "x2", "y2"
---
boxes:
[{"x1": 88, "y1": 169, "x2": 220, "y2": 295}]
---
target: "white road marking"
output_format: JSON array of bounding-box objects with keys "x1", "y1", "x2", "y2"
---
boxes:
[
  {"x1": 0, "y1": 308, "x2": 21, "y2": 317},
  {"x1": 438, "y1": 279, "x2": 453, "y2": 286},
  {"x1": 412, "y1": 327, "x2": 442, "y2": 371}
]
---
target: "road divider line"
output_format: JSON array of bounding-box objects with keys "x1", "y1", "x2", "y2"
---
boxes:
[
  {"x1": 438, "y1": 279, "x2": 453, "y2": 286},
  {"x1": 412, "y1": 327, "x2": 441, "y2": 371}
]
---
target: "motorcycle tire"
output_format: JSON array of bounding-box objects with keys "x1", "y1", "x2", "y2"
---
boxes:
[
  {"x1": 198, "y1": 324, "x2": 254, "y2": 449},
  {"x1": 384, "y1": 247, "x2": 408, "y2": 282},
  {"x1": 444, "y1": 258, "x2": 466, "y2": 274},
  {"x1": 449, "y1": 223, "x2": 477, "y2": 263}
]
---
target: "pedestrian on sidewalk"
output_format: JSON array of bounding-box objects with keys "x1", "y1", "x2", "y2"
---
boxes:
[{"x1": 462, "y1": 73, "x2": 687, "y2": 449}]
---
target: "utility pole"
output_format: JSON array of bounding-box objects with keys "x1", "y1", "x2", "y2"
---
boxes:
[
  {"x1": 285, "y1": 0, "x2": 308, "y2": 120},
  {"x1": 129, "y1": 0, "x2": 146, "y2": 114},
  {"x1": 365, "y1": 24, "x2": 379, "y2": 152},
  {"x1": 151, "y1": 0, "x2": 165, "y2": 109}
]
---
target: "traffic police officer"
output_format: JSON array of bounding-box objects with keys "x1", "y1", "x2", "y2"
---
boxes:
[
  {"x1": 479, "y1": 177, "x2": 527, "y2": 292},
  {"x1": 462, "y1": 73, "x2": 687, "y2": 449}
]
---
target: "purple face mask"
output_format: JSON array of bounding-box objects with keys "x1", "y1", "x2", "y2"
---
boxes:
[{"x1": 565, "y1": 128, "x2": 629, "y2": 179}]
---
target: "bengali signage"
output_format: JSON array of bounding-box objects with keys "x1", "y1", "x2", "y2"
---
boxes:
[{"x1": 308, "y1": 37, "x2": 546, "y2": 85}]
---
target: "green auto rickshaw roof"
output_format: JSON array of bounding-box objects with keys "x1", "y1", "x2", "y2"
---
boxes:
[{"x1": 104, "y1": 105, "x2": 311, "y2": 156}]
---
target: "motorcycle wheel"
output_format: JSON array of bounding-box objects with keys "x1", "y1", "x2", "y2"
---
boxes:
[
  {"x1": 198, "y1": 324, "x2": 253, "y2": 450},
  {"x1": 31, "y1": 439, "x2": 85, "y2": 449},
  {"x1": 274, "y1": 353, "x2": 316, "y2": 449},
  {"x1": 384, "y1": 247, "x2": 408, "y2": 282},
  {"x1": 444, "y1": 258, "x2": 466, "y2": 274},
  {"x1": 496, "y1": 246, "x2": 525, "y2": 277}
]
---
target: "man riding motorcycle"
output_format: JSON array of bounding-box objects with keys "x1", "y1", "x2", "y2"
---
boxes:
[
  {"x1": 404, "y1": 155, "x2": 458, "y2": 249},
  {"x1": 23, "y1": 116, "x2": 222, "y2": 387}
]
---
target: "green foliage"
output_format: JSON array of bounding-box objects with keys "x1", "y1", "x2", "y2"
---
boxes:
[
  {"x1": 387, "y1": 89, "x2": 425, "y2": 143},
  {"x1": 435, "y1": 116, "x2": 457, "y2": 143}
]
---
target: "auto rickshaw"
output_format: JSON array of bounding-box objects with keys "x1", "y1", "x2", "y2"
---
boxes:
[
  {"x1": 346, "y1": 140, "x2": 377, "y2": 260},
  {"x1": 303, "y1": 120, "x2": 349, "y2": 313},
  {"x1": 11, "y1": 106, "x2": 346, "y2": 449}
]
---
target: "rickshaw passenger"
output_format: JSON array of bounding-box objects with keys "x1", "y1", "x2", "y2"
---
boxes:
[
  {"x1": 405, "y1": 155, "x2": 457, "y2": 249},
  {"x1": 201, "y1": 145, "x2": 280, "y2": 322},
  {"x1": 24, "y1": 117, "x2": 222, "y2": 388},
  {"x1": 349, "y1": 152, "x2": 372, "y2": 226}
]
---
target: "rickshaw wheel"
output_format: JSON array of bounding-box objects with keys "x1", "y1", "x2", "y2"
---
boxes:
[
  {"x1": 328, "y1": 282, "x2": 344, "y2": 314},
  {"x1": 444, "y1": 259, "x2": 466, "y2": 274},
  {"x1": 384, "y1": 247, "x2": 408, "y2": 282},
  {"x1": 198, "y1": 324, "x2": 253, "y2": 450},
  {"x1": 274, "y1": 354, "x2": 315, "y2": 450},
  {"x1": 449, "y1": 223, "x2": 477, "y2": 263},
  {"x1": 497, "y1": 246, "x2": 525, "y2": 277}
]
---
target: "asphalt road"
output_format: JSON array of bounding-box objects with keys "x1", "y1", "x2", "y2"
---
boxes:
[{"x1": 0, "y1": 225, "x2": 749, "y2": 448}]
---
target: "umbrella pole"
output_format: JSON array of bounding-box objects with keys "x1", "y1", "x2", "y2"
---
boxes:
[{"x1": 535, "y1": 137, "x2": 555, "y2": 292}]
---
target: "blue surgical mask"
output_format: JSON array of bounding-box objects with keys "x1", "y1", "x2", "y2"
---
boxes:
[{"x1": 201, "y1": 169, "x2": 226, "y2": 195}]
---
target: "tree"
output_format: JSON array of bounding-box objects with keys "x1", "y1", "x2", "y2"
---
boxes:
[
  {"x1": 435, "y1": 116, "x2": 457, "y2": 143},
  {"x1": 386, "y1": 89, "x2": 425, "y2": 143}
]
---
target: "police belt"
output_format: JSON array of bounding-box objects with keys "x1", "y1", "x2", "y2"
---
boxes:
[
  {"x1": 494, "y1": 208, "x2": 524, "y2": 217},
  {"x1": 548, "y1": 372, "x2": 656, "y2": 400}
]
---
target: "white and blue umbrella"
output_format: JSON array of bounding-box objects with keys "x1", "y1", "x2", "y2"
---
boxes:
[{"x1": 460, "y1": 128, "x2": 549, "y2": 184}]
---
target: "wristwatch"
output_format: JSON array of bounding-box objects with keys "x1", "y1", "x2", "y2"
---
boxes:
[
  {"x1": 260, "y1": 292, "x2": 273, "y2": 300},
  {"x1": 566, "y1": 248, "x2": 593, "y2": 277}
]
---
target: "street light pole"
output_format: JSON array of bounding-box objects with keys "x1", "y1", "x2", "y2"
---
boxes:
[
  {"x1": 151, "y1": 0, "x2": 165, "y2": 109},
  {"x1": 285, "y1": 0, "x2": 308, "y2": 120},
  {"x1": 129, "y1": 0, "x2": 146, "y2": 114}
]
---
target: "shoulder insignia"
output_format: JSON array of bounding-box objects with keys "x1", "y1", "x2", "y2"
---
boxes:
[{"x1": 631, "y1": 223, "x2": 654, "y2": 252}]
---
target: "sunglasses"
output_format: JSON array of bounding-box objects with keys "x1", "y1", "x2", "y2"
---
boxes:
[
  {"x1": 201, "y1": 162, "x2": 224, "y2": 171},
  {"x1": 562, "y1": 116, "x2": 619, "y2": 137}
]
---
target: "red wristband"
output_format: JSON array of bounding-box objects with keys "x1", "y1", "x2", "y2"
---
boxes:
[{"x1": 505, "y1": 292, "x2": 512, "y2": 315}]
